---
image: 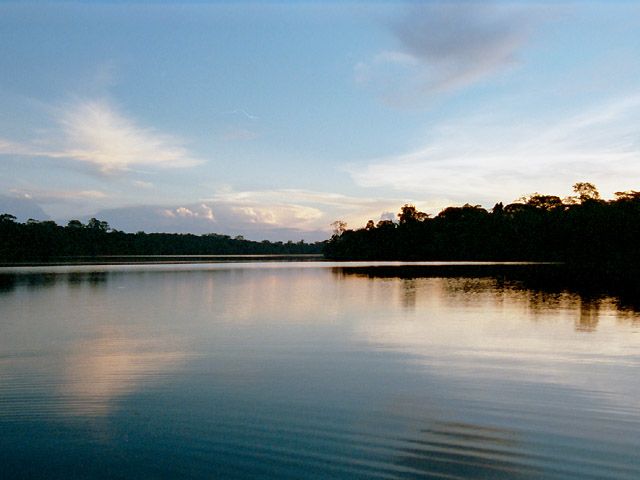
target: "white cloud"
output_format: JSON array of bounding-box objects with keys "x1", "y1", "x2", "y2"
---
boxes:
[
  {"x1": 207, "y1": 189, "x2": 327, "y2": 229},
  {"x1": 357, "y1": 3, "x2": 541, "y2": 106},
  {"x1": 0, "y1": 138, "x2": 35, "y2": 155},
  {"x1": 84, "y1": 188, "x2": 423, "y2": 241},
  {"x1": 164, "y1": 204, "x2": 215, "y2": 221},
  {"x1": 54, "y1": 99, "x2": 203, "y2": 173},
  {"x1": 10, "y1": 188, "x2": 107, "y2": 202},
  {"x1": 197, "y1": 204, "x2": 215, "y2": 220},
  {"x1": 231, "y1": 204, "x2": 322, "y2": 226},
  {"x1": 350, "y1": 96, "x2": 640, "y2": 206},
  {"x1": 349, "y1": 95, "x2": 640, "y2": 206},
  {"x1": 0, "y1": 99, "x2": 203, "y2": 175},
  {"x1": 204, "y1": 188, "x2": 429, "y2": 232},
  {"x1": 132, "y1": 180, "x2": 153, "y2": 189}
]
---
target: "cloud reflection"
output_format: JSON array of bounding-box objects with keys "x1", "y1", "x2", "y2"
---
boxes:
[
  {"x1": 62, "y1": 330, "x2": 185, "y2": 417},
  {"x1": 0, "y1": 271, "x2": 188, "y2": 419}
]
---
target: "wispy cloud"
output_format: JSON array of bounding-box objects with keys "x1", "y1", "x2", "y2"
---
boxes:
[
  {"x1": 0, "y1": 138, "x2": 35, "y2": 156},
  {"x1": 226, "y1": 109, "x2": 259, "y2": 121},
  {"x1": 10, "y1": 188, "x2": 107, "y2": 202},
  {"x1": 220, "y1": 108, "x2": 261, "y2": 141},
  {"x1": 357, "y1": 3, "x2": 541, "y2": 106},
  {"x1": 132, "y1": 180, "x2": 153, "y2": 189},
  {"x1": 54, "y1": 99, "x2": 203, "y2": 174},
  {"x1": 0, "y1": 99, "x2": 203, "y2": 175},
  {"x1": 349, "y1": 95, "x2": 640, "y2": 205}
]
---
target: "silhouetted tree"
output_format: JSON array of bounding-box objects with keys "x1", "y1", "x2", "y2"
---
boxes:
[
  {"x1": 526, "y1": 195, "x2": 564, "y2": 210},
  {"x1": 398, "y1": 204, "x2": 429, "y2": 224},
  {"x1": 573, "y1": 182, "x2": 600, "y2": 203},
  {"x1": 0, "y1": 216, "x2": 325, "y2": 262},
  {"x1": 87, "y1": 218, "x2": 109, "y2": 231},
  {"x1": 331, "y1": 220, "x2": 347, "y2": 237},
  {"x1": 324, "y1": 182, "x2": 640, "y2": 270}
]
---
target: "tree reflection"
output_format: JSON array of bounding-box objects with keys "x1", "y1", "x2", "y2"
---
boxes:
[
  {"x1": 576, "y1": 298, "x2": 600, "y2": 332},
  {"x1": 67, "y1": 272, "x2": 108, "y2": 287},
  {"x1": 333, "y1": 264, "x2": 640, "y2": 316},
  {"x1": 0, "y1": 274, "x2": 17, "y2": 293},
  {"x1": 402, "y1": 278, "x2": 417, "y2": 310},
  {"x1": 25, "y1": 273, "x2": 57, "y2": 289},
  {"x1": 0, "y1": 271, "x2": 111, "y2": 294}
]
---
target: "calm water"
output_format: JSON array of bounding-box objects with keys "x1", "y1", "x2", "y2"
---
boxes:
[{"x1": 1, "y1": 262, "x2": 639, "y2": 479}]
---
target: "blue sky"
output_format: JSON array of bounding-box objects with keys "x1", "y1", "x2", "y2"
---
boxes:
[{"x1": 1, "y1": 1, "x2": 640, "y2": 240}]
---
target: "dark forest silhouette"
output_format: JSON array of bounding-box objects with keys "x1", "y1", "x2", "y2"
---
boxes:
[
  {"x1": 3, "y1": 182, "x2": 640, "y2": 269},
  {"x1": 323, "y1": 183, "x2": 640, "y2": 272},
  {"x1": 0, "y1": 215, "x2": 324, "y2": 263}
]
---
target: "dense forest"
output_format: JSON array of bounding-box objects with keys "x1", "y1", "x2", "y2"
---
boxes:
[
  {"x1": 324, "y1": 183, "x2": 640, "y2": 271},
  {"x1": 3, "y1": 182, "x2": 640, "y2": 268},
  {"x1": 0, "y1": 215, "x2": 324, "y2": 263}
]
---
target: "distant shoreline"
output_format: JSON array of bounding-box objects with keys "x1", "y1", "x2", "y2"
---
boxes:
[{"x1": 0, "y1": 253, "x2": 325, "y2": 268}]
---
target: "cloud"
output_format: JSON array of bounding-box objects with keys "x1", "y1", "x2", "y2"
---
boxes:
[
  {"x1": 78, "y1": 188, "x2": 421, "y2": 241},
  {"x1": 349, "y1": 95, "x2": 640, "y2": 206},
  {"x1": 132, "y1": 180, "x2": 153, "y2": 189},
  {"x1": 162, "y1": 203, "x2": 215, "y2": 221},
  {"x1": 226, "y1": 109, "x2": 259, "y2": 121},
  {"x1": 10, "y1": 188, "x2": 107, "y2": 202},
  {"x1": 0, "y1": 99, "x2": 203, "y2": 175},
  {"x1": 84, "y1": 203, "x2": 325, "y2": 241},
  {"x1": 53, "y1": 99, "x2": 203, "y2": 173},
  {"x1": 220, "y1": 108, "x2": 261, "y2": 141},
  {"x1": 357, "y1": 3, "x2": 540, "y2": 105},
  {"x1": 0, "y1": 138, "x2": 35, "y2": 156},
  {"x1": 206, "y1": 189, "x2": 329, "y2": 232},
  {"x1": 204, "y1": 188, "x2": 417, "y2": 231}
]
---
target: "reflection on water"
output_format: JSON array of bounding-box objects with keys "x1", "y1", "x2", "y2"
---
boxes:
[
  {"x1": 1, "y1": 262, "x2": 639, "y2": 479},
  {"x1": 577, "y1": 298, "x2": 600, "y2": 332},
  {"x1": 62, "y1": 332, "x2": 185, "y2": 417}
]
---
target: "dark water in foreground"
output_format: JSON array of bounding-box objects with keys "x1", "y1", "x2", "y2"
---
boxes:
[{"x1": 1, "y1": 262, "x2": 639, "y2": 479}]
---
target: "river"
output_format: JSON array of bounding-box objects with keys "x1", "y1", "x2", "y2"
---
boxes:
[{"x1": 1, "y1": 261, "x2": 639, "y2": 479}]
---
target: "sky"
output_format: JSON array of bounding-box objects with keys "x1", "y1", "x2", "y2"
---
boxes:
[{"x1": 1, "y1": 1, "x2": 640, "y2": 241}]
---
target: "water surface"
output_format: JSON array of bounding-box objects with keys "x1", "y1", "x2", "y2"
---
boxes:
[{"x1": 1, "y1": 262, "x2": 639, "y2": 479}]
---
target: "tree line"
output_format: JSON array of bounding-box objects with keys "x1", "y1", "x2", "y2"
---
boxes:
[
  {"x1": 0, "y1": 215, "x2": 324, "y2": 263},
  {"x1": 323, "y1": 183, "x2": 640, "y2": 271}
]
